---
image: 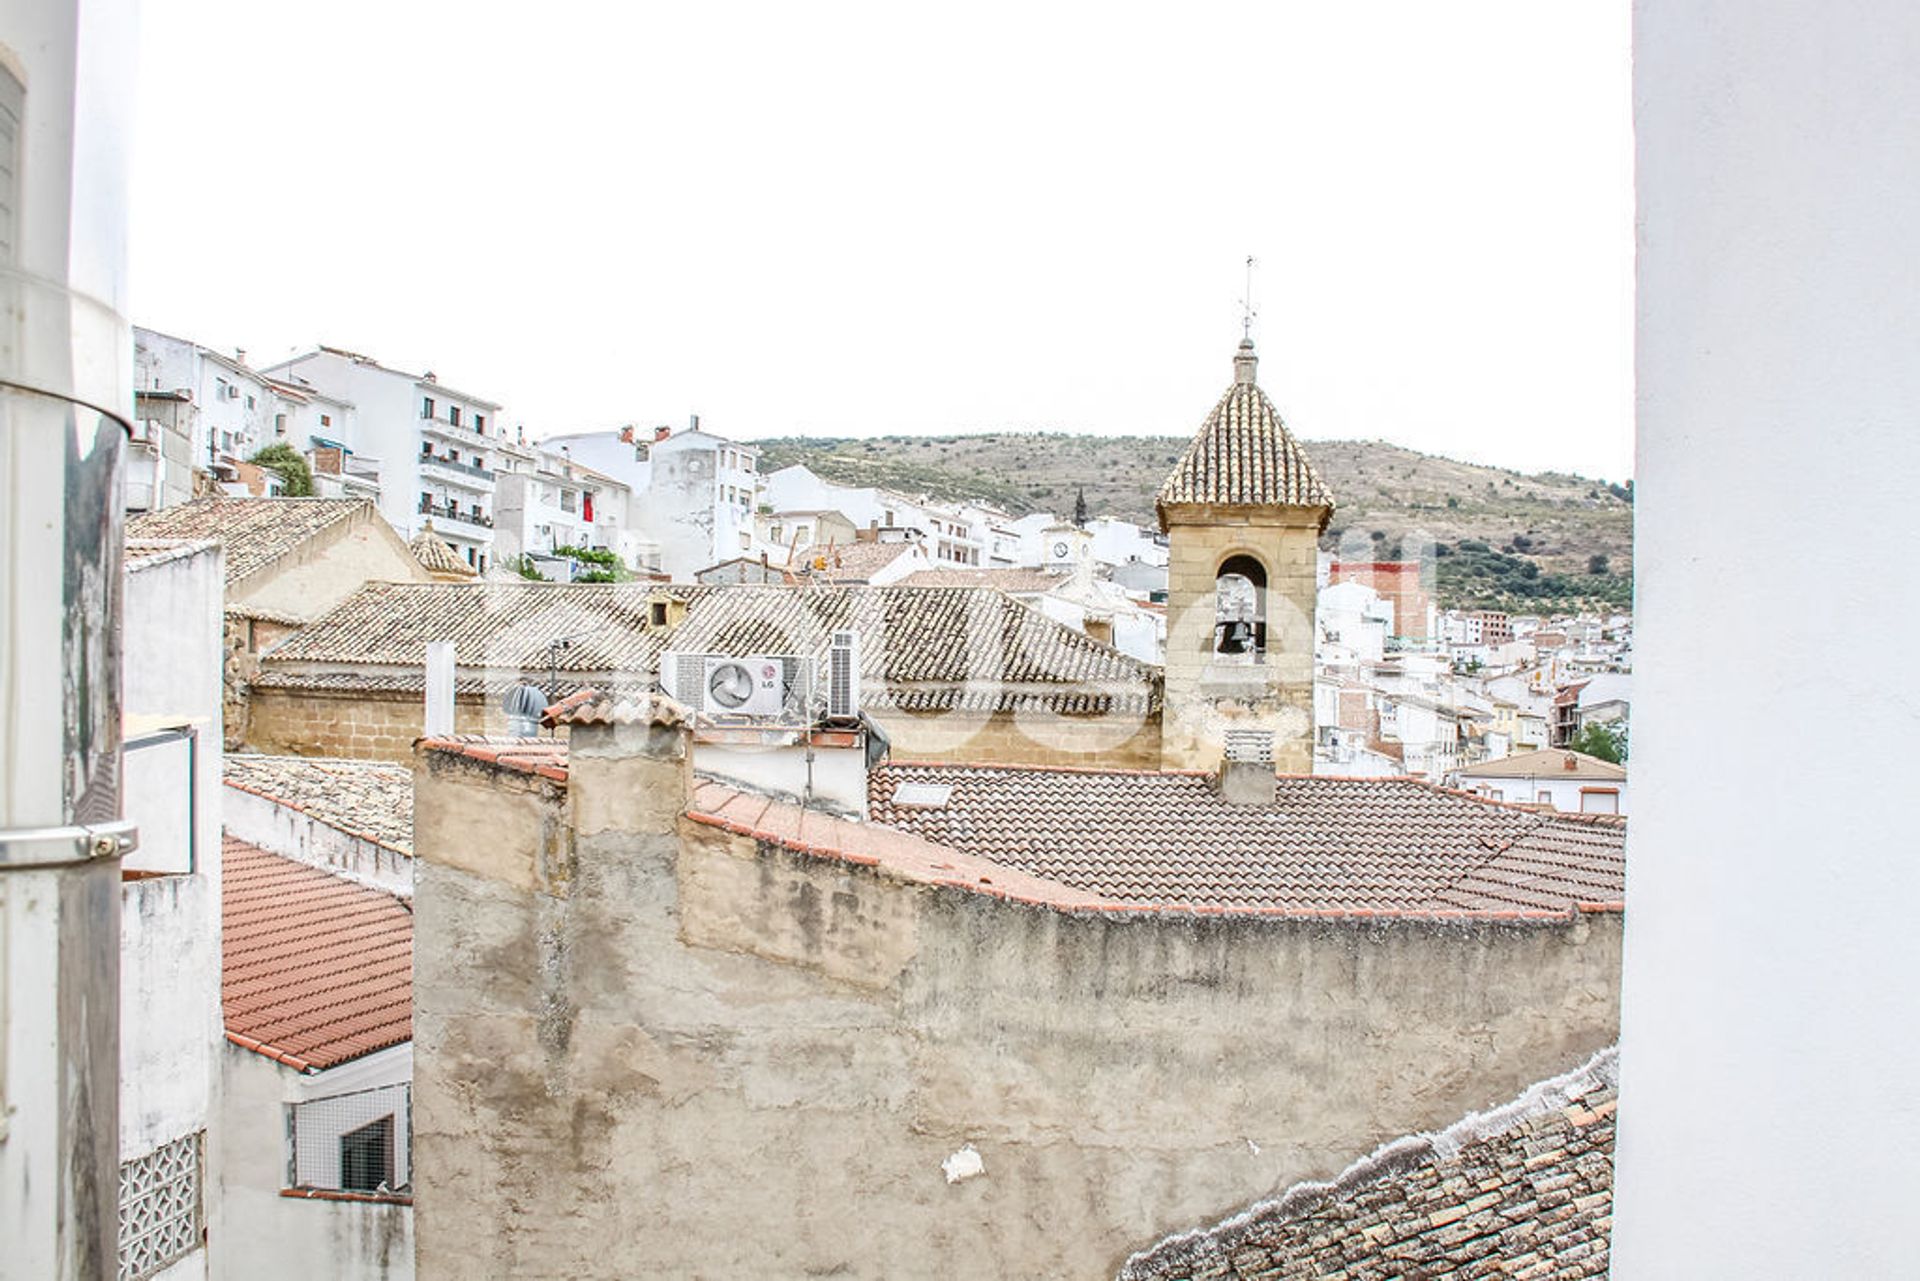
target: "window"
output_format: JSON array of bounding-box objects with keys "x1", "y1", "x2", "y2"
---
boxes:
[
  {"x1": 245, "y1": 394, "x2": 256, "y2": 409},
  {"x1": 1580, "y1": 788, "x2": 1620, "y2": 814},
  {"x1": 466, "y1": 546, "x2": 476, "y2": 566},
  {"x1": 422, "y1": 396, "x2": 435, "y2": 418},
  {"x1": 449, "y1": 406, "x2": 461, "y2": 427},
  {"x1": 474, "y1": 414, "x2": 486, "y2": 434},
  {"x1": 650, "y1": 601, "x2": 668, "y2": 626},
  {"x1": 274, "y1": 413, "x2": 287, "y2": 435},
  {"x1": 338, "y1": 1116, "x2": 395, "y2": 1193},
  {"x1": 1214, "y1": 554, "x2": 1268, "y2": 658},
  {"x1": 118, "y1": 1131, "x2": 205, "y2": 1278},
  {"x1": 320, "y1": 413, "x2": 332, "y2": 427},
  {"x1": 1537, "y1": 790, "x2": 1553, "y2": 805},
  {"x1": 560, "y1": 489, "x2": 577, "y2": 513}
]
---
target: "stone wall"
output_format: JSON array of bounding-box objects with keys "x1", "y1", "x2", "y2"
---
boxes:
[
  {"x1": 1162, "y1": 508, "x2": 1321, "y2": 772},
  {"x1": 246, "y1": 688, "x2": 498, "y2": 761},
  {"x1": 411, "y1": 723, "x2": 1622, "y2": 1280}
]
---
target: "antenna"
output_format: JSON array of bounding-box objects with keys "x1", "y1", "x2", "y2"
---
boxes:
[{"x1": 1240, "y1": 255, "x2": 1258, "y2": 340}]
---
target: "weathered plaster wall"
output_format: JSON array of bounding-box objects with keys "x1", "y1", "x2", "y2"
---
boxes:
[
  {"x1": 216, "y1": 1046, "x2": 414, "y2": 1281},
  {"x1": 413, "y1": 729, "x2": 1620, "y2": 1279},
  {"x1": 1161, "y1": 510, "x2": 1320, "y2": 772},
  {"x1": 232, "y1": 511, "x2": 430, "y2": 623}
]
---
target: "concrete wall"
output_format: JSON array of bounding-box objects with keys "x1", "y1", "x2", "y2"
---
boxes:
[
  {"x1": 1161, "y1": 508, "x2": 1321, "y2": 771},
  {"x1": 868, "y1": 704, "x2": 1164, "y2": 770},
  {"x1": 217, "y1": 1046, "x2": 413, "y2": 1281},
  {"x1": 412, "y1": 724, "x2": 1621, "y2": 1279},
  {"x1": 1614, "y1": 3, "x2": 1920, "y2": 1274}
]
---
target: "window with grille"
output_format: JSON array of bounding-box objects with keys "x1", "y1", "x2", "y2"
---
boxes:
[
  {"x1": 118, "y1": 1130, "x2": 204, "y2": 1280},
  {"x1": 288, "y1": 1082, "x2": 412, "y2": 1196}
]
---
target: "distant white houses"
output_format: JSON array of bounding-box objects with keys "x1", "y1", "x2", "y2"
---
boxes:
[
  {"x1": 1454, "y1": 747, "x2": 1628, "y2": 815},
  {"x1": 263, "y1": 347, "x2": 533, "y2": 573},
  {"x1": 493, "y1": 445, "x2": 655, "y2": 575}
]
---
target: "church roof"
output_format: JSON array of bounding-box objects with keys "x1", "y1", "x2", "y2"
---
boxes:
[
  {"x1": 1155, "y1": 340, "x2": 1335, "y2": 524},
  {"x1": 410, "y1": 523, "x2": 477, "y2": 578}
]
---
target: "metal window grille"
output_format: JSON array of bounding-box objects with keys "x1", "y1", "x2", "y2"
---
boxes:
[
  {"x1": 117, "y1": 1130, "x2": 204, "y2": 1280},
  {"x1": 288, "y1": 1083, "x2": 412, "y2": 1194}
]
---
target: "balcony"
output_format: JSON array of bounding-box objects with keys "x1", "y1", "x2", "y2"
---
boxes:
[
  {"x1": 419, "y1": 412, "x2": 493, "y2": 451},
  {"x1": 419, "y1": 497, "x2": 493, "y2": 532},
  {"x1": 419, "y1": 451, "x2": 496, "y2": 489}
]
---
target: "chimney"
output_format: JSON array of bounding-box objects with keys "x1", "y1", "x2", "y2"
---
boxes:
[
  {"x1": 424, "y1": 371, "x2": 438, "y2": 383},
  {"x1": 234, "y1": 347, "x2": 247, "y2": 365},
  {"x1": 688, "y1": 413, "x2": 700, "y2": 432},
  {"x1": 654, "y1": 425, "x2": 672, "y2": 443},
  {"x1": 619, "y1": 425, "x2": 635, "y2": 444},
  {"x1": 1218, "y1": 729, "x2": 1277, "y2": 806}
]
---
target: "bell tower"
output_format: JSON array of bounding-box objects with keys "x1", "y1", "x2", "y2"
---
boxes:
[{"x1": 1156, "y1": 339, "x2": 1335, "y2": 772}]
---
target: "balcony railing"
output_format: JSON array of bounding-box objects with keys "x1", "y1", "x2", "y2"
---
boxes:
[
  {"x1": 419, "y1": 452, "x2": 496, "y2": 485},
  {"x1": 419, "y1": 498, "x2": 493, "y2": 530},
  {"x1": 418, "y1": 413, "x2": 493, "y2": 450}
]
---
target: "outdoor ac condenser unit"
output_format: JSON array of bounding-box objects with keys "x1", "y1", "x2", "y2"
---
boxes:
[
  {"x1": 825, "y1": 630, "x2": 859, "y2": 718},
  {"x1": 660, "y1": 652, "x2": 807, "y2": 719}
]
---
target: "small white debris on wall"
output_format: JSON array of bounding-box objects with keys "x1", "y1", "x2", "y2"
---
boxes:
[
  {"x1": 942, "y1": 1144, "x2": 985, "y2": 1184},
  {"x1": 1245, "y1": 1138, "x2": 1261, "y2": 1155}
]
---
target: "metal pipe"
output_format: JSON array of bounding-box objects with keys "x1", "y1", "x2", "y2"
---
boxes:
[{"x1": 0, "y1": 0, "x2": 138, "y2": 1273}]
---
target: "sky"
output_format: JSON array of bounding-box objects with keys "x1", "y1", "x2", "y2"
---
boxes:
[{"x1": 127, "y1": 1, "x2": 1634, "y2": 481}]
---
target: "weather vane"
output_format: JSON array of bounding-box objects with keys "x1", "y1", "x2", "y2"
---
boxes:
[{"x1": 1239, "y1": 255, "x2": 1258, "y2": 340}]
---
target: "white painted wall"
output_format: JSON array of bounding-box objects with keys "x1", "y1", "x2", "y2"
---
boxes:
[
  {"x1": 221, "y1": 783, "x2": 413, "y2": 899},
  {"x1": 1614, "y1": 4, "x2": 1920, "y2": 1274},
  {"x1": 218, "y1": 1046, "x2": 414, "y2": 1280},
  {"x1": 691, "y1": 740, "x2": 868, "y2": 818},
  {"x1": 1461, "y1": 773, "x2": 1626, "y2": 816},
  {"x1": 121, "y1": 540, "x2": 226, "y2": 1280}
]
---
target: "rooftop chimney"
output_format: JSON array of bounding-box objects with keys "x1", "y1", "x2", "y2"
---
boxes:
[
  {"x1": 688, "y1": 413, "x2": 700, "y2": 432},
  {"x1": 1218, "y1": 729, "x2": 1277, "y2": 805},
  {"x1": 619, "y1": 425, "x2": 635, "y2": 444},
  {"x1": 654, "y1": 425, "x2": 672, "y2": 442}
]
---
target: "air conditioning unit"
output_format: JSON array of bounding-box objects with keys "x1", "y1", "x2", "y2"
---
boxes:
[
  {"x1": 825, "y1": 630, "x2": 860, "y2": 719},
  {"x1": 660, "y1": 652, "x2": 808, "y2": 719}
]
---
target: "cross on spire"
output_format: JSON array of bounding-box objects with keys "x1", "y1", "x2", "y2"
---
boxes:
[{"x1": 1239, "y1": 255, "x2": 1258, "y2": 340}]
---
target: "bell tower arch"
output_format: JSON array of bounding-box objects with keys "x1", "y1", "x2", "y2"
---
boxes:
[{"x1": 1156, "y1": 339, "x2": 1335, "y2": 771}]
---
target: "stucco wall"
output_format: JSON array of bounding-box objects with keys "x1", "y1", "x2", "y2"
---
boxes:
[
  {"x1": 1614, "y1": 2, "x2": 1920, "y2": 1275},
  {"x1": 233, "y1": 510, "x2": 429, "y2": 623},
  {"x1": 222, "y1": 784, "x2": 413, "y2": 897},
  {"x1": 217, "y1": 1046, "x2": 414, "y2": 1281},
  {"x1": 1161, "y1": 510, "x2": 1320, "y2": 772},
  {"x1": 868, "y1": 705, "x2": 1163, "y2": 770},
  {"x1": 412, "y1": 728, "x2": 1620, "y2": 1279}
]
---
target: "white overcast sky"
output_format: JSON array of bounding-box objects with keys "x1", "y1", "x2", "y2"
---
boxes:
[{"x1": 127, "y1": 1, "x2": 1633, "y2": 481}]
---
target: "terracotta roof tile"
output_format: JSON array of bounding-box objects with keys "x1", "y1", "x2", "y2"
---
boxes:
[
  {"x1": 128, "y1": 497, "x2": 381, "y2": 586},
  {"x1": 1121, "y1": 1049, "x2": 1619, "y2": 1280},
  {"x1": 418, "y1": 736, "x2": 569, "y2": 781},
  {"x1": 1458, "y1": 747, "x2": 1627, "y2": 781},
  {"x1": 541, "y1": 689, "x2": 690, "y2": 728},
  {"x1": 896, "y1": 568, "x2": 1063, "y2": 593},
  {"x1": 790, "y1": 541, "x2": 920, "y2": 583},
  {"x1": 1155, "y1": 345, "x2": 1335, "y2": 520},
  {"x1": 260, "y1": 582, "x2": 1155, "y2": 715},
  {"x1": 223, "y1": 754, "x2": 414, "y2": 855},
  {"x1": 409, "y1": 523, "x2": 477, "y2": 578},
  {"x1": 867, "y1": 764, "x2": 1624, "y2": 914},
  {"x1": 222, "y1": 834, "x2": 411, "y2": 1072}
]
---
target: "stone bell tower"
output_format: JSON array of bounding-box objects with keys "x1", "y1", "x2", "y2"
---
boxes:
[{"x1": 1156, "y1": 338, "x2": 1335, "y2": 772}]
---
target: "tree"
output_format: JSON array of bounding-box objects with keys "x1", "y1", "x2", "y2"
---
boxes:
[
  {"x1": 1073, "y1": 487, "x2": 1089, "y2": 528},
  {"x1": 1588, "y1": 553, "x2": 1610, "y2": 575},
  {"x1": 1570, "y1": 721, "x2": 1628, "y2": 764},
  {"x1": 247, "y1": 442, "x2": 313, "y2": 496}
]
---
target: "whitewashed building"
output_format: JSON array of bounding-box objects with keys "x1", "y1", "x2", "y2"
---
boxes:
[
  {"x1": 263, "y1": 347, "x2": 531, "y2": 571},
  {"x1": 494, "y1": 446, "x2": 653, "y2": 574},
  {"x1": 118, "y1": 537, "x2": 227, "y2": 1281},
  {"x1": 1455, "y1": 747, "x2": 1628, "y2": 815}
]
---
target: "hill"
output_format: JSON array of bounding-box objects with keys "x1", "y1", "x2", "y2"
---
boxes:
[{"x1": 751, "y1": 433, "x2": 1633, "y2": 612}]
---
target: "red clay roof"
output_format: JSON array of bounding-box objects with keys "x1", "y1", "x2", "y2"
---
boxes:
[
  {"x1": 222, "y1": 833, "x2": 412, "y2": 1072},
  {"x1": 417, "y1": 735, "x2": 569, "y2": 781},
  {"x1": 866, "y1": 763, "x2": 1624, "y2": 915}
]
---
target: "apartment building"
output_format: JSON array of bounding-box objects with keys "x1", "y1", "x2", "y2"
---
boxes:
[
  {"x1": 494, "y1": 445, "x2": 655, "y2": 573},
  {"x1": 264, "y1": 347, "x2": 531, "y2": 571}
]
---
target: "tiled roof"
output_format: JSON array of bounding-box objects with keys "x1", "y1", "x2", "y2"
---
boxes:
[
  {"x1": 1155, "y1": 342, "x2": 1334, "y2": 518},
  {"x1": 1121, "y1": 1049, "x2": 1618, "y2": 1280},
  {"x1": 124, "y1": 537, "x2": 219, "y2": 572},
  {"x1": 790, "y1": 541, "x2": 919, "y2": 583},
  {"x1": 409, "y1": 523, "x2": 477, "y2": 578},
  {"x1": 541, "y1": 689, "x2": 690, "y2": 728},
  {"x1": 1459, "y1": 748, "x2": 1626, "y2": 782},
  {"x1": 260, "y1": 582, "x2": 1156, "y2": 713},
  {"x1": 222, "y1": 834, "x2": 412, "y2": 1072},
  {"x1": 417, "y1": 736, "x2": 569, "y2": 782},
  {"x1": 867, "y1": 764, "x2": 1624, "y2": 913},
  {"x1": 224, "y1": 754, "x2": 414, "y2": 855},
  {"x1": 897, "y1": 568, "x2": 1063, "y2": 593},
  {"x1": 128, "y1": 497, "x2": 380, "y2": 586}
]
